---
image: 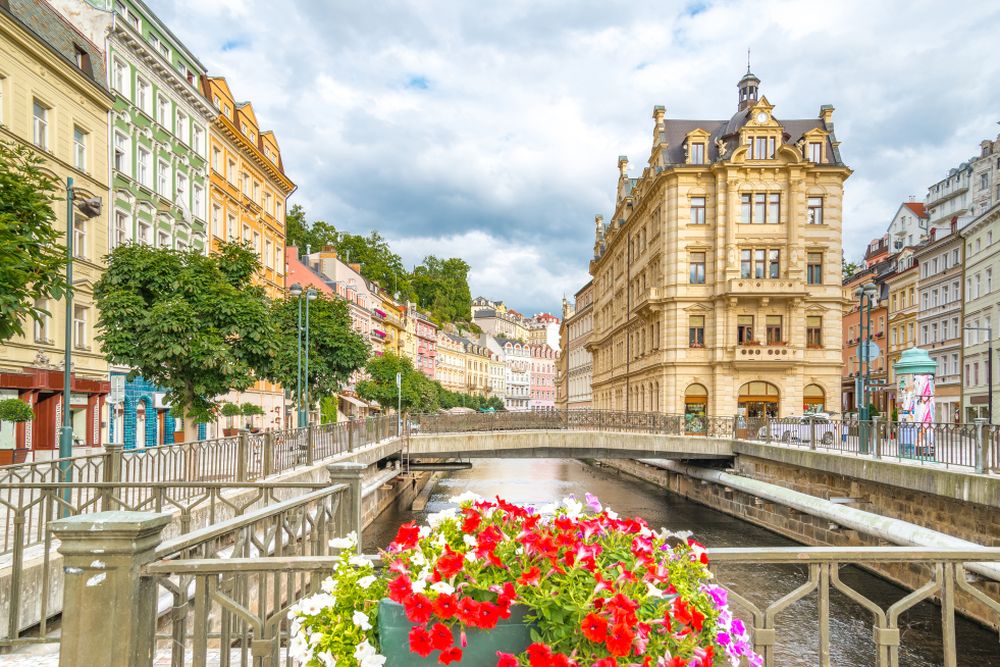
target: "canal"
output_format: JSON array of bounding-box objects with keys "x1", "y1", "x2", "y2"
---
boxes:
[{"x1": 363, "y1": 458, "x2": 1000, "y2": 666}]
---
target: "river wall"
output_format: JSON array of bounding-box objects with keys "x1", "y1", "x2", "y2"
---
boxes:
[{"x1": 598, "y1": 457, "x2": 1000, "y2": 627}]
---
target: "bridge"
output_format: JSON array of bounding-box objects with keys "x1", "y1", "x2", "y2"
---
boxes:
[{"x1": 2, "y1": 409, "x2": 999, "y2": 666}]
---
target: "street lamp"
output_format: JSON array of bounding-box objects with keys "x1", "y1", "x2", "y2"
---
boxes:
[
  {"x1": 60, "y1": 178, "x2": 101, "y2": 493},
  {"x1": 303, "y1": 287, "x2": 317, "y2": 428},
  {"x1": 964, "y1": 325, "x2": 993, "y2": 424},
  {"x1": 854, "y1": 281, "x2": 878, "y2": 453},
  {"x1": 288, "y1": 283, "x2": 316, "y2": 428}
]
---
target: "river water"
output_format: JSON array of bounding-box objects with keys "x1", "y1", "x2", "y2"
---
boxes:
[{"x1": 363, "y1": 458, "x2": 1000, "y2": 666}]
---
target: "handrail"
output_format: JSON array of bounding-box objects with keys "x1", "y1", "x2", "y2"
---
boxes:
[
  {"x1": 709, "y1": 546, "x2": 1000, "y2": 563},
  {"x1": 151, "y1": 482, "x2": 348, "y2": 559}
]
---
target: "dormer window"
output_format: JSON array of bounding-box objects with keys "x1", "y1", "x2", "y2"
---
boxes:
[
  {"x1": 748, "y1": 136, "x2": 775, "y2": 159},
  {"x1": 690, "y1": 143, "x2": 705, "y2": 165},
  {"x1": 809, "y1": 142, "x2": 822, "y2": 163}
]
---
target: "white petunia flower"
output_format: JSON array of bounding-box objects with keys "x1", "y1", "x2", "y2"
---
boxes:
[
  {"x1": 419, "y1": 525, "x2": 431, "y2": 538},
  {"x1": 465, "y1": 550, "x2": 477, "y2": 562},
  {"x1": 427, "y1": 508, "x2": 458, "y2": 529},
  {"x1": 606, "y1": 509, "x2": 619, "y2": 520},
  {"x1": 562, "y1": 497, "x2": 583, "y2": 519},
  {"x1": 430, "y1": 581, "x2": 455, "y2": 595},
  {"x1": 463, "y1": 534, "x2": 478, "y2": 548},
  {"x1": 321, "y1": 576, "x2": 337, "y2": 593},
  {"x1": 411, "y1": 551, "x2": 427, "y2": 566},
  {"x1": 411, "y1": 578, "x2": 427, "y2": 594},
  {"x1": 317, "y1": 650, "x2": 337, "y2": 667},
  {"x1": 355, "y1": 640, "x2": 377, "y2": 660},
  {"x1": 329, "y1": 532, "x2": 358, "y2": 550},
  {"x1": 352, "y1": 610, "x2": 372, "y2": 631},
  {"x1": 349, "y1": 555, "x2": 371, "y2": 567},
  {"x1": 358, "y1": 575, "x2": 377, "y2": 589},
  {"x1": 360, "y1": 655, "x2": 387, "y2": 667},
  {"x1": 646, "y1": 581, "x2": 664, "y2": 598},
  {"x1": 449, "y1": 491, "x2": 482, "y2": 505}
]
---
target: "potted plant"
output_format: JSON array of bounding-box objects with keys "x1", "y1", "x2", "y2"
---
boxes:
[
  {"x1": 0, "y1": 398, "x2": 34, "y2": 465},
  {"x1": 221, "y1": 402, "x2": 242, "y2": 436},
  {"x1": 289, "y1": 493, "x2": 760, "y2": 667},
  {"x1": 241, "y1": 402, "x2": 265, "y2": 432}
]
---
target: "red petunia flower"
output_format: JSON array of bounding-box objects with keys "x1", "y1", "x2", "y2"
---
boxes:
[
  {"x1": 436, "y1": 547, "x2": 465, "y2": 579},
  {"x1": 404, "y1": 592, "x2": 433, "y2": 624},
  {"x1": 526, "y1": 642, "x2": 553, "y2": 667},
  {"x1": 429, "y1": 623, "x2": 453, "y2": 651},
  {"x1": 666, "y1": 657, "x2": 688, "y2": 667},
  {"x1": 457, "y1": 596, "x2": 482, "y2": 627},
  {"x1": 387, "y1": 574, "x2": 412, "y2": 603},
  {"x1": 604, "y1": 622, "x2": 635, "y2": 657},
  {"x1": 393, "y1": 521, "x2": 421, "y2": 551},
  {"x1": 476, "y1": 601, "x2": 501, "y2": 630},
  {"x1": 496, "y1": 652, "x2": 519, "y2": 667},
  {"x1": 439, "y1": 646, "x2": 463, "y2": 665},
  {"x1": 517, "y1": 566, "x2": 541, "y2": 586},
  {"x1": 462, "y1": 508, "x2": 482, "y2": 533},
  {"x1": 580, "y1": 612, "x2": 608, "y2": 643},
  {"x1": 408, "y1": 626, "x2": 434, "y2": 657},
  {"x1": 432, "y1": 593, "x2": 458, "y2": 619}
]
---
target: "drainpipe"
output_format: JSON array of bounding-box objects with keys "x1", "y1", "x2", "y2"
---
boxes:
[{"x1": 642, "y1": 459, "x2": 1000, "y2": 581}]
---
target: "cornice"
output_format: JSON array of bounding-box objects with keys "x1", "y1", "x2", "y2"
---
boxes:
[{"x1": 214, "y1": 116, "x2": 294, "y2": 193}]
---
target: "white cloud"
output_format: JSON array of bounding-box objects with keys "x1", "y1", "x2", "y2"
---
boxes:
[{"x1": 149, "y1": 0, "x2": 1000, "y2": 313}]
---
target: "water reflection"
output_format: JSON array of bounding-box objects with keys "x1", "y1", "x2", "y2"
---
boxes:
[{"x1": 363, "y1": 459, "x2": 1000, "y2": 666}]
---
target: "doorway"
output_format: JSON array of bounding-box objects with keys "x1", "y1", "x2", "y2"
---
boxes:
[{"x1": 738, "y1": 381, "x2": 780, "y2": 419}]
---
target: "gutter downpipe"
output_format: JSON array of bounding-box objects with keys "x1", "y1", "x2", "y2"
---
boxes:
[{"x1": 641, "y1": 459, "x2": 1000, "y2": 582}]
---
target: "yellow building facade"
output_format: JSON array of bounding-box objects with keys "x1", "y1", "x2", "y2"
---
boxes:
[
  {"x1": 0, "y1": 1, "x2": 114, "y2": 457},
  {"x1": 202, "y1": 77, "x2": 295, "y2": 431},
  {"x1": 436, "y1": 332, "x2": 467, "y2": 393},
  {"x1": 885, "y1": 248, "x2": 918, "y2": 411},
  {"x1": 589, "y1": 71, "x2": 850, "y2": 421}
]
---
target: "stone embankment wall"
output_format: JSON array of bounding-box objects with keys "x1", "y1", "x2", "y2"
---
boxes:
[{"x1": 599, "y1": 457, "x2": 1000, "y2": 627}]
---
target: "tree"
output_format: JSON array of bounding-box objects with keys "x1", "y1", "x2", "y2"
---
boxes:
[
  {"x1": 842, "y1": 253, "x2": 862, "y2": 279},
  {"x1": 336, "y1": 231, "x2": 411, "y2": 296},
  {"x1": 357, "y1": 353, "x2": 439, "y2": 413},
  {"x1": 93, "y1": 241, "x2": 275, "y2": 422},
  {"x1": 267, "y1": 294, "x2": 369, "y2": 404},
  {"x1": 0, "y1": 398, "x2": 34, "y2": 423},
  {"x1": 410, "y1": 256, "x2": 472, "y2": 324},
  {"x1": 284, "y1": 204, "x2": 338, "y2": 257},
  {"x1": 0, "y1": 140, "x2": 69, "y2": 342}
]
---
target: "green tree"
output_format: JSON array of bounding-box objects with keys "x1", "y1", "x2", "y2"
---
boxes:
[
  {"x1": 0, "y1": 140, "x2": 69, "y2": 342},
  {"x1": 842, "y1": 253, "x2": 862, "y2": 278},
  {"x1": 357, "y1": 353, "x2": 439, "y2": 413},
  {"x1": 93, "y1": 241, "x2": 274, "y2": 422},
  {"x1": 336, "y1": 230, "x2": 410, "y2": 296},
  {"x1": 267, "y1": 294, "x2": 369, "y2": 403},
  {"x1": 410, "y1": 256, "x2": 472, "y2": 324},
  {"x1": 284, "y1": 204, "x2": 338, "y2": 257},
  {"x1": 0, "y1": 398, "x2": 34, "y2": 423}
]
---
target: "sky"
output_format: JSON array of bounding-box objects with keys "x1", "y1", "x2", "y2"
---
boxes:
[{"x1": 149, "y1": 0, "x2": 1000, "y2": 315}]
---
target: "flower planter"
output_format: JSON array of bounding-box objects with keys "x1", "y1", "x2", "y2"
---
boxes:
[
  {"x1": 376, "y1": 599, "x2": 533, "y2": 666},
  {"x1": 222, "y1": 428, "x2": 238, "y2": 437}
]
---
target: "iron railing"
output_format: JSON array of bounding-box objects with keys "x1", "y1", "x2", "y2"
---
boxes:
[{"x1": 85, "y1": 545, "x2": 1000, "y2": 667}]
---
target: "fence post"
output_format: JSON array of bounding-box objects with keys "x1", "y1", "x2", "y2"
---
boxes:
[
  {"x1": 262, "y1": 430, "x2": 274, "y2": 477},
  {"x1": 809, "y1": 415, "x2": 817, "y2": 450},
  {"x1": 327, "y1": 462, "x2": 366, "y2": 552},
  {"x1": 236, "y1": 430, "x2": 248, "y2": 482},
  {"x1": 50, "y1": 511, "x2": 170, "y2": 667},
  {"x1": 873, "y1": 418, "x2": 882, "y2": 459},
  {"x1": 974, "y1": 418, "x2": 987, "y2": 474},
  {"x1": 870, "y1": 416, "x2": 880, "y2": 458},
  {"x1": 101, "y1": 443, "x2": 124, "y2": 511},
  {"x1": 306, "y1": 424, "x2": 315, "y2": 465}
]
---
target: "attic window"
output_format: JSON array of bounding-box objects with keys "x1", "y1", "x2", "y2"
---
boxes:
[
  {"x1": 809, "y1": 141, "x2": 822, "y2": 163},
  {"x1": 689, "y1": 143, "x2": 706, "y2": 165},
  {"x1": 73, "y1": 46, "x2": 90, "y2": 74},
  {"x1": 748, "y1": 136, "x2": 775, "y2": 160}
]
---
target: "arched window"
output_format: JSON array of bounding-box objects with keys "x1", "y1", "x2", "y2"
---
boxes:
[
  {"x1": 737, "y1": 381, "x2": 780, "y2": 419},
  {"x1": 684, "y1": 383, "x2": 708, "y2": 434},
  {"x1": 804, "y1": 384, "x2": 826, "y2": 413}
]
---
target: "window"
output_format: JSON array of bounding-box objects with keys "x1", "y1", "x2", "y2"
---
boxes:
[
  {"x1": 737, "y1": 315, "x2": 754, "y2": 344},
  {"x1": 689, "y1": 316, "x2": 705, "y2": 347},
  {"x1": 112, "y1": 58, "x2": 128, "y2": 95},
  {"x1": 73, "y1": 126, "x2": 87, "y2": 170},
  {"x1": 136, "y1": 77, "x2": 150, "y2": 113},
  {"x1": 754, "y1": 194, "x2": 766, "y2": 224},
  {"x1": 114, "y1": 132, "x2": 129, "y2": 173},
  {"x1": 807, "y1": 197, "x2": 824, "y2": 225},
  {"x1": 766, "y1": 315, "x2": 782, "y2": 344},
  {"x1": 137, "y1": 146, "x2": 151, "y2": 186},
  {"x1": 227, "y1": 159, "x2": 236, "y2": 183},
  {"x1": 192, "y1": 126, "x2": 204, "y2": 155},
  {"x1": 137, "y1": 219, "x2": 151, "y2": 245},
  {"x1": 988, "y1": 268, "x2": 993, "y2": 293},
  {"x1": 112, "y1": 210, "x2": 130, "y2": 248},
  {"x1": 72, "y1": 305, "x2": 88, "y2": 349},
  {"x1": 690, "y1": 143, "x2": 705, "y2": 164},
  {"x1": 768, "y1": 249, "x2": 780, "y2": 278},
  {"x1": 192, "y1": 183, "x2": 203, "y2": 216},
  {"x1": 809, "y1": 142, "x2": 822, "y2": 162},
  {"x1": 265, "y1": 239, "x2": 273, "y2": 269},
  {"x1": 740, "y1": 193, "x2": 780, "y2": 223},
  {"x1": 157, "y1": 95, "x2": 169, "y2": 127},
  {"x1": 690, "y1": 197, "x2": 705, "y2": 225},
  {"x1": 212, "y1": 204, "x2": 223, "y2": 237},
  {"x1": 71, "y1": 214, "x2": 86, "y2": 259},
  {"x1": 32, "y1": 99, "x2": 48, "y2": 149},
  {"x1": 740, "y1": 250, "x2": 752, "y2": 278},
  {"x1": 176, "y1": 171, "x2": 188, "y2": 205},
  {"x1": 253, "y1": 181, "x2": 260, "y2": 203},
  {"x1": 689, "y1": 252, "x2": 706, "y2": 284},
  {"x1": 807, "y1": 252, "x2": 823, "y2": 284},
  {"x1": 227, "y1": 214, "x2": 237, "y2": 240},
  {"x1": 981, "y1": 173, "x2": 990, "y2": 191},
  {"x1": 176, "y1": 109, "x2": 188, "y2": 143},
  {"x1": 750, "y1": 136, "x2": 774, "y2": 159},
  {"x1": 806, "y1": 316, "x2": 822, "y2": 348},
  {"x1": 157, "y1": 230, "x2": 171, "y2": 248},
  {"x1": 0, "y1": 74, "x2": 5, "y2": 125},
  {"x1": 158, "y1": 159, "x2": 169, "y2": 195},
  {"x1": 242, "y1": 224, "x2": 251, "y2": 242},
  {"x1": 33, "y1": 298, "x2": 49, "y2": 343},
  {"x1": 264, "y1": 192, "x2": 273, "y2": 215}
]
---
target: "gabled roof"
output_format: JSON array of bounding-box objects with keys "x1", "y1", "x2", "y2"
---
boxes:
[{"x1": 902, "y1": 202, "x2": 927, "y2": 218}]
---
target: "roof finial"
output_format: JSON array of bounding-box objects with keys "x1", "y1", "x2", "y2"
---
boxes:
[{"x1": 747, "y1": 48, "x2": 751, "y2": 74}]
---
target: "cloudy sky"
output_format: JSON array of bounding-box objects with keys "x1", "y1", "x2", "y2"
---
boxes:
[{"x1": 150, "y1": 0, "x2": 1000, "y2": 315}]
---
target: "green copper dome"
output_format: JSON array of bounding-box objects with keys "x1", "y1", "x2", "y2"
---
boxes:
[{"x1": 893, "y1": 347, "x2": 937, "y2": 376}]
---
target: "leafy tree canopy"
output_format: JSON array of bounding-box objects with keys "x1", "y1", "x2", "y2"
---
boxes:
[
  {"x1": 93, "y1": 241, "x2": 274, "y2": 422},
  {"x1": 357, "y1": 352, "x2": 503, "y2": 414},
  {"x1": 266, "y1": 294, "x2": 369, "y2": 403},
  {"x1": 0, "y1": 140, "x2": 69, "y2": 342},
  {"x1": 0, "y1": 398, "x2": 35, "y2": 423},
  {"x1": 285, "y1": 204, "x2": 339, "y2": 258}
]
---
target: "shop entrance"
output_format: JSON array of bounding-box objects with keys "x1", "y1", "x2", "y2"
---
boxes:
[{"x1": 737, "y1": 381, "x2": 780, "y2": 419}]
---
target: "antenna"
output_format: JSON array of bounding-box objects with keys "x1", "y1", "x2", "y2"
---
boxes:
[{"x1": 747, "y1": 48, "x2": 751, "y2": 74}]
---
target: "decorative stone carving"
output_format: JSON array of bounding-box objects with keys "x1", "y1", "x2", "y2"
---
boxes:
[{"x1": 715, "y1": 138, "x2": 728, "y2": 159}]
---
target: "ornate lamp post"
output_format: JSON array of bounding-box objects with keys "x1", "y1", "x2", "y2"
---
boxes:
[
  {"x1": 289, "y1": 283, "x2": 303, "y2": 427},
  {"x1": 303, "y1": 287, "x2": 317, "y2": 427},
  {"x1": 855, "y1": 282, "x2": 877, "y2": 453},
  {"x1": 288, "y1": 283, "x2": 317, "y2": 428}
]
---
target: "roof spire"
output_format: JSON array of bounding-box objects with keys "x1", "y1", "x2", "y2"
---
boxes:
[{"x1": 747, "y1": 48, "x2": 751, "y2": 75}]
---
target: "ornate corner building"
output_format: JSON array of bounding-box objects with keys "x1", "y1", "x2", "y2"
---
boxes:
[{"x1": 588, "y1": 70, "x2": 851, "y2": 422}]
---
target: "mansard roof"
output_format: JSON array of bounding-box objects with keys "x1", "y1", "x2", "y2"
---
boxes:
[{"x1": 659, "y1": 112, "x2": 829, "y2": 165}]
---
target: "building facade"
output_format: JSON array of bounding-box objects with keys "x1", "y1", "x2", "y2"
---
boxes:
[
  {"x1": 487, "y1": 336, "x2": 530, "y2": 411},
  {"x1": 527, "y1": 313, "x2": 561, "y2": 351},
  {"x1": 0, "y1": 0, "x2": 114, "y2": 456},
  {"x1": 566, "y1": 281, "x2": 594, "y2": 409},
  {"x1": 961, "y1": 204, "x2": 1000, "y2": 421},
  {"x1": 885, "y1": 247, "x2": 919, "y2": 412},
  {"x1": 463, "y1": 338, "x2": 492, "y2": 397},
  {"x1": 410, "y1": 308, "x2": 437, "y2": 379},
  {"x1": 589, "y1": 70, "x2": 850, "y2": 420},
  {"x1": 529, "y1": 345, "x2": 556, "y2": 409},
  {"x1": 436, "y1": 332, "x2": 466, "y2": 393},
  {"x1": 914, "y1": 225, "x2": 964, "y2": 423}
]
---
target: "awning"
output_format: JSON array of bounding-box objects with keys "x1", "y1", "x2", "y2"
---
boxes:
[{"x1": 339, "y1": 394, "x2": 369, "y2": 409}]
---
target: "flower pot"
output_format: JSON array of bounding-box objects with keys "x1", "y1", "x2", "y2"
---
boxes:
[
  {"x1": 222, "y1": 428, "x2": 238, "y2": 437},
  {"x1": 376, "y1": 599, "x2": 533, "y2": 666}
]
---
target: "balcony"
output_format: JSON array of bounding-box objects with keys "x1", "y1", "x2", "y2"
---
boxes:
[
  {"x1": 725, "y1": 278, "x2": 808, "y2": 298},
  {"x1": 634, "y1": 287, "x2": 663, "y2": 316},
  {"x1": 725, "y1": 343, "x2": 802, "y2": 367}
]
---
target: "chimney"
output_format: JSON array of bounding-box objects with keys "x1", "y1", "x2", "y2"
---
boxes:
[
  {"x1": 350, "y1": 263, "x2": 362, "y2": 274},
  {"x1": 617, "y1": 155, "x2": 629, "y2": 178}
]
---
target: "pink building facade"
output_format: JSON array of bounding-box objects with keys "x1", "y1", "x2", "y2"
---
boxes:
[
  {"x1": 411, "y1": 307, "x2": 438, "y2": 379},
  {"x1": 529, "y1": 345, "x2": 557, "y2": 409}
]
